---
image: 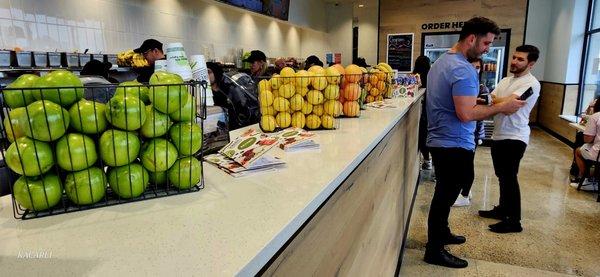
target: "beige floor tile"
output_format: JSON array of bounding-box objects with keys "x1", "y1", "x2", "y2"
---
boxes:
[{"x1": 402, "y1": 128, "x2": 600, "y2": 276}]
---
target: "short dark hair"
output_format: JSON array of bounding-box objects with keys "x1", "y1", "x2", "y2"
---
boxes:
[
  {"x1": 459, "y1": 17, "x2": 500, "y2": 41},
  {"x1": 515, "y1": 44, "x2": 540, "y2": 62}
]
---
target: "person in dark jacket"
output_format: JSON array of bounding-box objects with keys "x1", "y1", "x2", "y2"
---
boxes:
[
  {"x1": 414, "y1": 55, "x2": 432, "y2": 170},
  {"x1": 134, "y1": 39, "x2": 165, "y2": 83},
  {"x1": 304, "y1": 55, "x2": 323, "y2": 70}
]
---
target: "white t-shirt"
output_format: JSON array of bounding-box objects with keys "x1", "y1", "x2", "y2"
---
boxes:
[
  {"x1": 491, "y1": 72, "x2": 541, "y2": 144},
  {"x1": 584, "y1": 112, "x2": 600, "y2": 152}
]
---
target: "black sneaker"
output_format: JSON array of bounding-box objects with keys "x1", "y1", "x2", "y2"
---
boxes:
[
  {"x1": 489, "y1": 221, "x2": 523, "y2": 233},
  {"x1": 478, "y1": 206, "x2": 506, "y2": 220},
  {"x1": 424, "y1": 248, "x2": 468, "y2": 268}
]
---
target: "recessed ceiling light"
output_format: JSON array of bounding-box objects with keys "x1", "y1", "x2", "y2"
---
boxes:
[{"x1": 358, "y1": 4, "x2": 364, "y2": 8}]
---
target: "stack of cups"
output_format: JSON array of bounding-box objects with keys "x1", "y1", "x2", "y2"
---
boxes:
[
  {"x1": 166, "y1": 42, "x2": 193, "y2": 81},
  {"x1": 154, "y1": 60, "x2": 167, "y2": 72},
  {"x1": 190, "y1": 54, "x2": 215, "y2": 106}
]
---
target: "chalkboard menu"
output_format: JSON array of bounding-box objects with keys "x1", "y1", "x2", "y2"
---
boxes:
[{"x1": 387, "y1": 33, "x2": 414, "y2": 72}]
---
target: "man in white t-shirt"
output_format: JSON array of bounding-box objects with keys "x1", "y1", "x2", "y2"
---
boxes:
[{"x1": 478, "y1": 45, "x2": 541, "y2": 234}]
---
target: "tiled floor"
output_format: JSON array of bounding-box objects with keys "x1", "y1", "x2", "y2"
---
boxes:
[{"x1": 400, "y1": 128, "x2": 600, "y2": 276}]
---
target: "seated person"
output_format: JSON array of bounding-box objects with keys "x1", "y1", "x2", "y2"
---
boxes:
[
  {"x1": 573, "y1": 98, "x2": 600, "y2": 189},
  {"x1": 206, "y1": 62, "x2": 260, "y2": 130}
]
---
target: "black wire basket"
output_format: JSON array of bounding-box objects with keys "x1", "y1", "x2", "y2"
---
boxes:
[{"x1": 0, "y1": 78, "x2": 207, "y2": 220}]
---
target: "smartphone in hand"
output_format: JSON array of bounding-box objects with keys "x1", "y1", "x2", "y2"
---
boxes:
[{"x1": 519, "y1": 87, "x2": 534, "y2": 101}]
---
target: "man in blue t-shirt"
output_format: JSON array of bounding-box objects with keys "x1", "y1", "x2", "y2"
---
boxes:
[{"x1": 424, "y1": 17, "x2": 525, "y2": 269}]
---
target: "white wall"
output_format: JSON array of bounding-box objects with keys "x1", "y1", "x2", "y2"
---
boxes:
[
  {"x1": 524, "y1": 0, "x2": 551, "y2": 81},
  {"x1": 326, "y1": 3, "x2": 353, "y2": 65},
  {"x1": 354, "y1": 2, "x2": 379, "y2": 65},
  {"x1": 0, "y1": 0, "x2": 330, "y2": 63},
  {"x1": 532, "y1": 0, "x2": 587, "y2": 83}
]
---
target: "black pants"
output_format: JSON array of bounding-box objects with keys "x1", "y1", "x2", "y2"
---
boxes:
[
  {"x1": 491, "y1": 139, "x2": 527, "y2": 222},
  {"x1": 427, "y1": 147, "x2": 475, "y2": 250}
]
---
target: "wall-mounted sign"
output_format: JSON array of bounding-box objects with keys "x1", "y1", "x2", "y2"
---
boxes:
[
  {"x1": 421, "y1": 21, "x2": 465, "y2": 30},
  {"x1": 387, "y1": 33, "x2": 414, "y2": 72}
]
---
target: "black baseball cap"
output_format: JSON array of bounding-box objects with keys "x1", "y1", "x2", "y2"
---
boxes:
[
  {"x1": 243, "y1": 50, "x2": 267, "y2": 63},
  {"x1": 134, "y1": 39, "x2": 163, "y2": 53}
]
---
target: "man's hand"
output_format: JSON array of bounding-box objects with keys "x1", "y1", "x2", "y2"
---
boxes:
[{"x1": 497, "y1": 97, "x2": 526, "y2": 115}]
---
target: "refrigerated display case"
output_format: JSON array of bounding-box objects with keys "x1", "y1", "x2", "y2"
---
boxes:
[{"x1": 421, "y1": 29, "x2": 511, "y2": 90}]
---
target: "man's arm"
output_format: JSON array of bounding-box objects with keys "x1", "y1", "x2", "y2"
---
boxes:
[{"x1": 453, "y1": 95, "x2": 525, "y2": 122}]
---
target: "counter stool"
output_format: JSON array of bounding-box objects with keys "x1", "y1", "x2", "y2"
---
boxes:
[{"x1": 577, "y1": 152, "x2": 600, "y2": 202}]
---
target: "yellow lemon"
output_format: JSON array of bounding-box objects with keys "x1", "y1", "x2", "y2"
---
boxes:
[
  {"x1": 306, "y1": 114, "x2": 321, "y2": 129},
  {"x1": 321, "y1": 114, "x2": 335, "y2": 129},
  {"x1": 276, "y1": 112, "x2": 292, "y2": 128},
  {"x1": 323, "y1": 84, "x2": 340, "y2": 100},
  {"x1": 311, "y1": 76, "x2": 328, "y2": 90},
  {"x1": 279, "y1": 83, "x2": 296, "y2": 99},
  {"x1": 295, "y1": 70, "x2": 310, "y2": 88},
  {"x1": 258, "y1": 79, "x2": 270, "y2": 93},
  {"x1": 259, "y1": 90, "x2": 274, "y2": 107},
  {"x1": 325, "y1": 67, "x2": 341, "y2": 84},
  {"x1": 307, "y1": 90, "x2": 324, "y2": 105},
  {"x1": 296, "y1": 86, "x2": 309, "y2": 97},
  {"x1": 291, "y1": 112, "x2": 306, "y2": 128},
  {"x1": 301, "y1": 101, "x2": 313, "y2": 115},
  {"x1": 290, "y1": 94, "x2": 304, "y2": 111},
  {"x1": 312, "y1": 104, "x2": 324, "y2": 116},
  {"x1": 273, "y1": 97, "x2": 290, "y2": 112},
  {"x1": 280, "y1": 67, "x2": 296, "y2": 84},
  {"x1": 323, "y1": 99, "x2": 342, "y2": 116},
  {"x1": 271, "y1": 74, "x2": 282, "y2": 90},
  {"x1": 261, "y1": 115, "x2": 276, "y2": 132},
  {"x1": 261, "y1": 105, "x2": 276, "y2": 116}
]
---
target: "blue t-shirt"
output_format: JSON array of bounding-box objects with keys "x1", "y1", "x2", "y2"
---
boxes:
[{"x1": 426, "y1": 52, "x2": 479, "y2": 150}]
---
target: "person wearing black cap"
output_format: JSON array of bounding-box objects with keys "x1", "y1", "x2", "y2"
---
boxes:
[
  {"x1": 134, "y1": 38, "x2": 165, "y2": 83},
  {"x1": 304, "y1": 55, "x2": 323, "y2": 70},
  {"x1": 243, "y1": 50, "x2": 268, "y2": 81}
]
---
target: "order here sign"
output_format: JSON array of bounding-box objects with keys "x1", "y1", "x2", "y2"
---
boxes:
[{"x1": 421, "y1": 21, "x2": 465, "y2": 30}]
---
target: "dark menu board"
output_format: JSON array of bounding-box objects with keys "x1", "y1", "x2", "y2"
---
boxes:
[
  {"x1": 218, "y1": 0, "x2": 290, "y2": 21},
  {"x1": 387, "y1": 33, "x2": 414, "y2": 72}
]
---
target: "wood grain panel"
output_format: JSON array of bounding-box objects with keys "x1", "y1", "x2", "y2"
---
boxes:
[
  {"x1": 378, "y1": 0, "x2": 527, "y2": 66},
  {"x1": 262, "y1": 103, "x2": 421, "y2": 276},
  {"x1": 538, "y1": 82, "x2": 576, "y2": 142}
]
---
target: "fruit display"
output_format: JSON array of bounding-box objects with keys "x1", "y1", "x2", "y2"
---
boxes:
[
  {"x1": 259, "y1": 66, "x2": 342, "y2": 132},
  {"x1": 360, "y1": 62, "x2": 394, "y2": 105},
  {"x1": 1, "y1": 70, "x2": 205, "y2": 217},
  {"x1": 116, "y1": 49, "x2": 149, "y2": 68}
]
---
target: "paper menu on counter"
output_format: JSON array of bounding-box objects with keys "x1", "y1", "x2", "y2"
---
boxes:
[
  {"x1": 272, "y1": 127, "x2": 319, "y2": 151},
  {"x1": 204, "y1": 153, "x2": 285, "y2": 177},
  {"x1": 365, "y1": 101, "x2": 398, "y2": 109},
  {"x1": 218, "y1": 129, "x2": 279, "y2": 168}
]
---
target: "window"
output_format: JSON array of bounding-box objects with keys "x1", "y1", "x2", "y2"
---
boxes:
[{"x1": 579, "y1": 0, "x2": 600, "y2": 115}]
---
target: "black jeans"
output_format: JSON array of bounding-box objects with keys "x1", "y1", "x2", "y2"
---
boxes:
[
  {"x1": 427, "y1": 147, "x2": 475, "y2": 250},
  {"x1": 491, "y1": 139, "x2": 527, "y2": 222}
]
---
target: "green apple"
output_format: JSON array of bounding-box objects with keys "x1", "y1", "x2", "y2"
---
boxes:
[
  {"x1": 55, "y1": 133, "x2": 97, "y2": 171},
  {"x1": 149, "y1": 72, "x2": 188, "y2": 114},
  {"x1": 69, "y1": 99, "x2": 108, "y2": 134},
  {"x1": 13, "y1": 173, "x2": 62, "y2": 211},
  {"x1": 6, "y1": 137, "x2": 54, "y2": 176},
  {"x1": 169, "y1": 93, "x2": 196, "y2": 122},
  {"x1": 140, "y1": 105, "x2": 172, "y2": 138},
  {"x1": 65, "y1": 167, "x2": 106, "y2": 205},
  {"x1": 148, "y1": 171, "x2": 168, "y2": 186},
  {"x1": 169, "y1": 122, "x2": 203, "y2": 156},
  {"x1": 21, "y1": 100, "x2": 70, "y2": 141},
  {"x1": 108, "y1": 163, "x2": 149, "y2": 199},
  {"x1": 33, "y1": 70, "x2": 84, "y2": 107},
  {"x1": 168, "y1": 157, "x2": 202, "y2": 189},
  {"x1": 3, "y1": 107, "x2": 27, "y2": 142},
  {"x1": 139, "y1": 138, "x2": 178, "y2": 172},
  {"x1": 105, "y1": 94, "x2": 146, "y2": 130},
  {"x1": 4, "y1": 74, "x2": 38, "y2": 108},
  {"x1": 115, "y1": 80, "x2": 150, "y2": 104},
  {"x1": 99, "y1": 129, "x2": 140, "y2": 167}
]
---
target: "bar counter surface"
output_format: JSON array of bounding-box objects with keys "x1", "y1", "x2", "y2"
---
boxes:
[{"x1": 0, "y1": 89, "x2": 424, "y2": 276}]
